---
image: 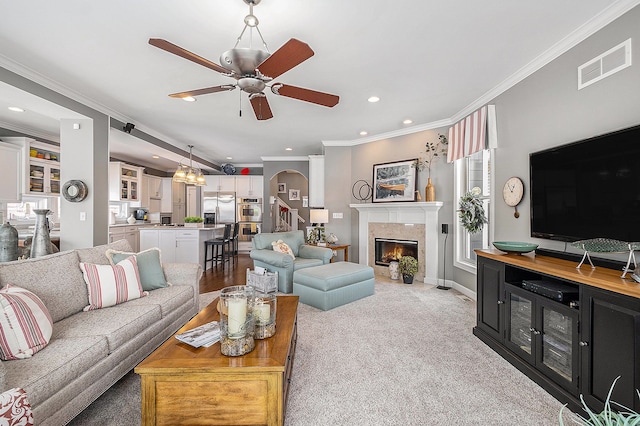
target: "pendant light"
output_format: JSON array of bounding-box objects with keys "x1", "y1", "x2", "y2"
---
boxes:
[{"x1": 173, "y1": 145, "x2": 206, "y2": 186}]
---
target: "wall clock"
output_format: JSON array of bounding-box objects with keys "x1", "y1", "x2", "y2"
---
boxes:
[
  {"x1": 502, "y1": 177, "x2": 524, "y2": 218},
  {"x1": 62, "y1": 180, "x2": 88, "y2": 203}
]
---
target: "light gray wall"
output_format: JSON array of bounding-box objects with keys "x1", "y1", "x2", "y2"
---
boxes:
[
  {"x1": 324, "y1": 5, "x2": 640, "y2": 292},
  {"x1": 325, "y1": 128, "x2": 453, "y2": 271},
  {"x1": 60, "y1": 118, "x2": 109, "y2": 249},
  {"x1": 491, "y1": 5, "x2": 640, "y2": 255}
]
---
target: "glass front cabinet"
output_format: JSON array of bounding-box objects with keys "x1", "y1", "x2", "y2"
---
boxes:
[{"x1": 505, "y1": 283, "x2": 579, "y2": 395}]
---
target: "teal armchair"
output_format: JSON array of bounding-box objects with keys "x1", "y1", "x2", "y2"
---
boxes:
[{"x1": 250, "y1": 230, "x2": 332, "y2": 293}]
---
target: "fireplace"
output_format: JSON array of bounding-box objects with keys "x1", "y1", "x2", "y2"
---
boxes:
[{"x1": 375, "y1": 238, "x2": 418, "y2": 266}]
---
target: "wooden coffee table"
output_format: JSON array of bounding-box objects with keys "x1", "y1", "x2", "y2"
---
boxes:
[{"x1": 135, "y1": 295, "x2": 299, "y2": 426}]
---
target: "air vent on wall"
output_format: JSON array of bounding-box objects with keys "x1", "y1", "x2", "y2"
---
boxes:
[{"x1": 578, "y1": 38, "x2": 632, "y2": 90}]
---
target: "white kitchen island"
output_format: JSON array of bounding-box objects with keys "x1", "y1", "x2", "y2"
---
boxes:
[{"x1": 139, "y1": 225, "x2": 225, "y2": 268}]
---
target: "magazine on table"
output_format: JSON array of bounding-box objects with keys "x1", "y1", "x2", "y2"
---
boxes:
[{"x1": 175, "y1": 321, "x2": 220, "y2": 348}]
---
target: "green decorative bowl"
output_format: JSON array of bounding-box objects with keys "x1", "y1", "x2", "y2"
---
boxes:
[{"x1": 492, "y1": 241, "x2": 539, "y2": 254}]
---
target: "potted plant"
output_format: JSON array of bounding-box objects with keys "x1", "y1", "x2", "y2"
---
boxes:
[
  {"x1": 458, "y1": 189, "x2": 488, "y2": 234},
  {"x1": 184, "y1": 216, "x2": 204, "y2": 228},
  {"x1": 398, "y1": 255, "x2": 418, "y2": 284},
  {"x1": 559, "y1": 376, "x2": 640, "y2": 425}
]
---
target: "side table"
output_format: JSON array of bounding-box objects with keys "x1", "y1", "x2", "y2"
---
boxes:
[{"x1": 326, "y1": 244, "x2": 350, "y2": 262}]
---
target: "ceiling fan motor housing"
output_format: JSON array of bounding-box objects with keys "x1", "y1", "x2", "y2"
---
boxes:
[{"x1": 220, "y1": 48, "x2": 270, "y2": 77}]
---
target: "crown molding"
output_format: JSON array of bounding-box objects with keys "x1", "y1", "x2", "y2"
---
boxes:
[
  {"x1": 0, "y1": 120, "x2": 60, "y2": 143},
  {"x1": 323, "y1": 119, "x2": 452, "y2": 147}
]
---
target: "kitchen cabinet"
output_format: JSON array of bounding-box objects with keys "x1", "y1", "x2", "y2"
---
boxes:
[
  {"x1": 141, "y1": 174, "x2": 163, "y2": 212},
  {"x1": 0, "y1": 141, "x2": 24, "y2": 202},
  {"x1": 308, "y1": 154, "x2": 324, "y2": 208},
  {"x1": 204, "y1": 175, "x2": 235, "y2": 192},
  {"x1": 139, "y1": 227, "x2": 222, "y2": 265},
  {"x1": 236, "y1": 176, "x2": 263, "y2": 198},
  {"x1": 109, "y1": 162, "x2": 144, "y2": 203},
  {"x1": 474, "y1": 250, "x2": 640, "y2": 415},
  {"x1": 160, "y1": 178, "x2": 173, "y2": 213},
  {"x1": 108, "y1": 225, "x2": 139, "y2": 252},
  {"x1": 172, "y1": 180, "x2": 186, "y2": 224},
  {"x1": 1, "y1": 137, "x2": 61, "y2": 198}
]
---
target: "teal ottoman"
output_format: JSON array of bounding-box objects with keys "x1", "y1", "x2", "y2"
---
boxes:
[{"x1": 293, "y1": 262, "x2": 375, "y2": 311}]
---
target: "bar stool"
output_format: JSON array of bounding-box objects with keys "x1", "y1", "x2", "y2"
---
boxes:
[
  {"x1": 230, "y1": 222, "x2": 239, "y2": 264},
  {"x1": 204, "y1": 224, "x2": 231, "y2": 270}
]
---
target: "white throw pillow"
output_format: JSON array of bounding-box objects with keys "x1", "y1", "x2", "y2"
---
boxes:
[
  {"x1": 0, "y1": 285, "x2": 53, "y2": 360},
  {"x1": 80, "y1": 255, "x2": 147, "y2": 311},
  {"x1": 271, "y1": 239, "x2": 295, "y2": 259}
]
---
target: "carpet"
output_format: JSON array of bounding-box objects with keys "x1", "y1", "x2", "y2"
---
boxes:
[{"x1": 69, "y1": 281, "x2": 566, "y2": 425}]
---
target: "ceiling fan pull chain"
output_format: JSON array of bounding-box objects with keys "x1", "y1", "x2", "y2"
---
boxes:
[{"x1": 239, "y1": 89, "x2": 242, "y2": 117}]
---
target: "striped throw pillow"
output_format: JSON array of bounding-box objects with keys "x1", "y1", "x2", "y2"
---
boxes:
[
  {"x1": 0, "y1": 285, "x2": 53, "y2": 361},
  {"x1": 80, "y1": 255, "x2": 147, "y2": 311}
]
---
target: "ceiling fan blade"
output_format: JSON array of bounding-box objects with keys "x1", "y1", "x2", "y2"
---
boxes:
[
  {"x1": 169, "y1": 85, "x2": 236, "y2": 98},
  {"x1": 271, "y1": 83, "x2": 339, "y2": 107},
  {"x1": 249, "y1": 93, "x2": 274, "y2": 120},
  {"x1": 256, "y1": 38, "x2": 314, "y2": 79},
  {"x1": 149, "y1": 38, "x2": 231, "y2": 75}
]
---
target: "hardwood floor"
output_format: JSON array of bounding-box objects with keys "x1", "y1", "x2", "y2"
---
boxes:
[{"x1": 199, "y1": 253, "x2": 254, "y2": 294}]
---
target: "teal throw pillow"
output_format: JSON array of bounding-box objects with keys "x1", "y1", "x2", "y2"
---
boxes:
[{"x1": 105, "y1": 248, "x2": 168, "y2": 291}]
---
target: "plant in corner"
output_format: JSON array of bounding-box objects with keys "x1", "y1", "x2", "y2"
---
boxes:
[
  {"x1": 559, "y1": 376, "x2": 640, "y2": 425},
  {"x1": 398, "y1": 255, "x2": 418, "y2": 284},
  {"x1": 458, "y1": 189, "x2": 488, "y2": 234}
]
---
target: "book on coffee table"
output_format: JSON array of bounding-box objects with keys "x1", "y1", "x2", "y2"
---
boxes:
[{"x1": 175, "y1": 321, "x2": 220, "y2": 348}]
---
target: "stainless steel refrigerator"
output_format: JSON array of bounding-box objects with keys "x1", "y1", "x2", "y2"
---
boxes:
[{"x1": 202, "y1": 192, "x2": 236, "y2": 224}]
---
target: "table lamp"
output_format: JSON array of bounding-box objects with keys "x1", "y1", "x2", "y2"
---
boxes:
[{"x1": 309, "y1": 209, "x2": 329, "y2": 244}]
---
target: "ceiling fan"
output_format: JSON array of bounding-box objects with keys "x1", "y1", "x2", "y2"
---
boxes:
[{"x1": 149, "y1": 0, "x2": 339, "y2": 120}]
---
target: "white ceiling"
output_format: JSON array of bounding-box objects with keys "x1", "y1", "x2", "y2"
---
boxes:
[{"x1": 0, "y1": 0, "x2": 637, "y2": 171}]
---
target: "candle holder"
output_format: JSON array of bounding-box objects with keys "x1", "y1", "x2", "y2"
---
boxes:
[
  {"x1": 253, "y1": 294, "x2": 277, "y2": 339},
  {"x1": 219, "y1": 286, "x2": 255, "y2": 356}
]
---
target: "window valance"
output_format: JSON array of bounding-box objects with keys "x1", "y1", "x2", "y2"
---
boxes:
[{"x1": 447, "y1": 105, "x2": 498, "y2": 163}]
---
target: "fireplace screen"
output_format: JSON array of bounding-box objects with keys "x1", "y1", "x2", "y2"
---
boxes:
[{"x1": 375, "y1": 238, "x2": 418, "y2": 266}]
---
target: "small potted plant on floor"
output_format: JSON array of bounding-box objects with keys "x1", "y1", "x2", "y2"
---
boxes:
[
  {"x1": 398, "y1": 255, "x2": 418, "y2": 284},
  {"x1": 184, "y1": 216, "x2": 204, "y2": 228}
]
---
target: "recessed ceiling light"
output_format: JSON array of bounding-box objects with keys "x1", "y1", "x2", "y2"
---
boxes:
[
  {"x1": 152, "y1": 155, "x2": 160, "y2": 159},
  {"x1": 367, "y1": 96, "x2": 380, "y2": 103},
  {"x1": 403, "y1": 119, "x2": 413, "y2": 125},
  {"x1": 226, "y1": 156, "x2": 233, "y2": 160},
  {"x1": 285, "y1": 147, "x2": 293, "y2": 151},
  {"x1": 182, "y1": 96, "x2": 196, "y2": 102},
  {"x1": 359, "y1": 131, "x2": 368, "y2": 136},
  {"x1": 8, "y1": 106, "x2": 24, "y2": 112}
]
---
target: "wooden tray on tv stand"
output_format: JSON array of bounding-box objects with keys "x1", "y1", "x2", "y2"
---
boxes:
[{"x1": 135, "y1": 295, "x2": 299, "y2": 426}]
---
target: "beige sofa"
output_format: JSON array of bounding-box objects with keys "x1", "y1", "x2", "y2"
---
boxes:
[{"x1": 0, "y1": 239, "x2": 202, "y2": 425}]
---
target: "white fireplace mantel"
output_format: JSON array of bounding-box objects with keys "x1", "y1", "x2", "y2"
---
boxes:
[{"x1": 350, "y1": 202, "x2": 443, "y2": 284}]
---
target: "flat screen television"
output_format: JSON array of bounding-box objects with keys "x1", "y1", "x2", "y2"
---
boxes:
[{"x1": 530, "y1": 124, "x2": 640, "y2": 242}]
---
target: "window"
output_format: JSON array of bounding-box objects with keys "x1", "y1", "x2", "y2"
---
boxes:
[{"x1": 454, "y1": 149, "x2": 493, "y2": 273}]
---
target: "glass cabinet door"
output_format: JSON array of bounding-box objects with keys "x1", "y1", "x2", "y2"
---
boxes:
[
  {"x1": 537, "y1": 299, "x2": 579, "y2": 394},
  {"x1": 505, "y1": 284, "x2": 534, "y2": 363}
]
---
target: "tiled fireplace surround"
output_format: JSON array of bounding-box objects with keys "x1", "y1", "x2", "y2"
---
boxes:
[{"x1": 350, "y1": 202, "x2": 443, "y2": 284}]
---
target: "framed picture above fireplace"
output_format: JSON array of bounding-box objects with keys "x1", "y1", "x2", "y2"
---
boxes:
[{"x1": 372, "y1": 159, "x2": 418, "y2": 202}]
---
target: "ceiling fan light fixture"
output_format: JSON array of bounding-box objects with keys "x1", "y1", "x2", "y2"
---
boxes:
[
  {"x1": 244, "y1": 14, "x2": 259, "y2": 27},
  {"x1": 181, "y1": 96, "x2": 196, "y2": 102}
]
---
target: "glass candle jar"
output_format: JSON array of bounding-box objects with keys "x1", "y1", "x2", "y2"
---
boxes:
[
  {"x1": 219, "y1": 285, "x2": 255, "y2": 356},
  {"x1": 253, "y1": 293, "x2": 277, "y2": 339}
]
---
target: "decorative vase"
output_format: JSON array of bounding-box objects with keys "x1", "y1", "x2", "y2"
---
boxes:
[
  {"x1": 127, "y1": 214, "x2": 136, "y2": 224},
  {"x1": 0, "y1": 222, "x2": 19, "y2": 262},
  {"x1": 253, "y1": 293, "x2": 277, "y2": 340},
  {"x1": 388, "y1": 261, "x2": 400, "y2": 280},
  {"x1": 31, "y1": 209, "x2": 53, "y2": 259},
  {"x1": 219, "y1": 285, "x2": 255, "y2": 356},
  {"x1": 425, "y1": 177, "x2": 436, "y2": 202},
  {"x1": 415, "y1": 190, "x2": 422, "y2": 201},
  {"x1": 403, "y1": 274, "x2": 414, "y2": 284}
]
